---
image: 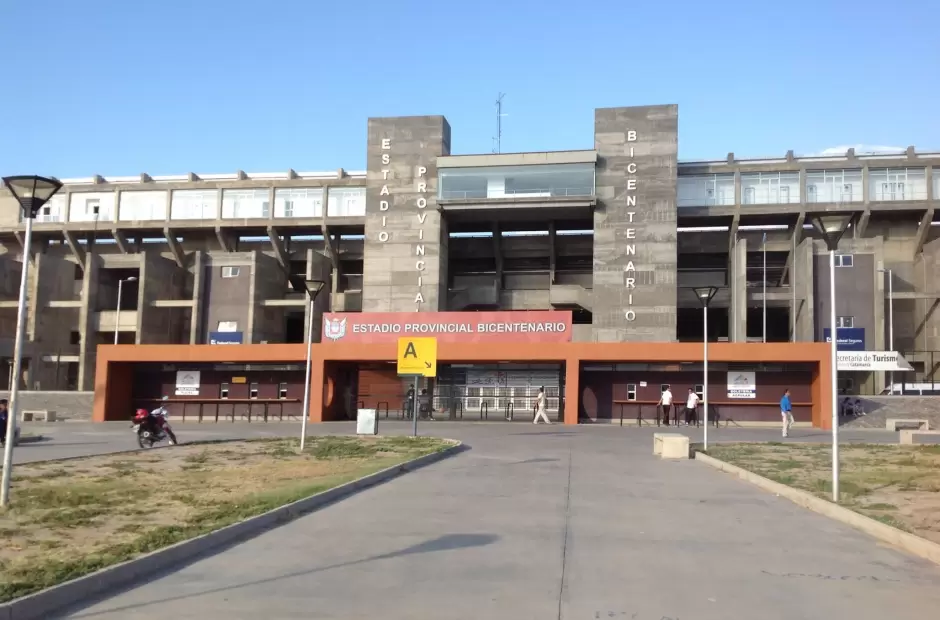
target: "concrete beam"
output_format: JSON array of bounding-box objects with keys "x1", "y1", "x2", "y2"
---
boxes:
[
  {"x1": 162, "y1": 227, "x2": 186, "y2": 267},
  {"x1": 151, "y1": 299, "x2": 195, "y2": 308},
  {"x1": 856, "y1": 208, "x2": 872, "y2": 237},
  {"x1": 549, "y1": 221, "x2": 557, "y2": 285},
  {"x1": 266, "y1": 226, "x2": 289, "y2": 271},
  {"x1": 111, "y1": 228, "x2": 130, "y2": 254},
  {"x1": 913, "y1": 208, "x2": 935, "y2": 256},
  {"x1": 214, "y1": 225, "x2": 236, "y2": 253},
  {"x1": 890, "y1": 291, "x2": 940, "y2": 300},
  {"x1": 62, "y1": 230, "x2": 86, "y2": 266},
  {"x1": 727, "y1": 213, "x2": 740, "y2": 254}
]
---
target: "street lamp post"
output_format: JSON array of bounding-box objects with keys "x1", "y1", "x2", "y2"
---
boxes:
[
  {"x1": 114, "y1": 277, "x2": 138, "y2": 345},
  {"x1": 810, "y1": 213, "x2": 854, "y2": 503},
  {"x1": 1, "y1": 176, "x2": 63, "y2": 507},
  {"x1": 290, "y1": 276, "x2": 325, "y2": 452},
  {"x1": 693, "y1": 286, "x2": 719, "y2": 452},
  {"x1": 878, "y1": 268, "x2": 895, "y2": 392}
]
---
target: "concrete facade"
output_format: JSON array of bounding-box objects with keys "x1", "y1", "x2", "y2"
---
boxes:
[{"x1": 2, "y1": 104, "x2": 940, "y2": 393}]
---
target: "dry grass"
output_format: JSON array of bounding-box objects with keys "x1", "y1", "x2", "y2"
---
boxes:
[
  {"x1": 707, "y1": 442, "x2": 940, "y2": 544},
  {"x1": 0, "y1": 435, "x2": 450, "y2": 603}
]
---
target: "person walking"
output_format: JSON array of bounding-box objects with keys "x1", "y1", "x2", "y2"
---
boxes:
[
  {"x1": 780, "y1": 389, "x2": 794, "y2": 437},
  {"x1": 685, "y1": 388, "x2": 700, "y2": 426},
  {"x1": 0, "y1": 399, "x2": 8, "y2": 445},
  {"x1": 533, "y1": 387, "x2": 551, "y2": 424},
  {"x1": 658, "y1": 385, "x2": 674, "y2": 426}
]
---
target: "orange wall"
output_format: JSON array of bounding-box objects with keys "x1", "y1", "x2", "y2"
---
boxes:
[{"x1": 94, "y1": 341, "x2": 832, "y2": 427}]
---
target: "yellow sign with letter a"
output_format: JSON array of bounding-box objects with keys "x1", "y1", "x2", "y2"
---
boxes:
[{"x1": 397, "y1": 337, "x2": 438, "y2": 377}]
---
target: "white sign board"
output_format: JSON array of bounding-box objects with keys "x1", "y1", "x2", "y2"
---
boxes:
[
  {"x1": 356, "y1": 409, "x2": 378, "y2": 435},
  {"x1": 837, "y1": 351, "x2": 913, "y2": 372},
  {"x1": 174, "y1": 370, "x2": 200, "y2": 396},
  {"x1": 727, "y1": 371, "x2": 756, "y2": 399}
]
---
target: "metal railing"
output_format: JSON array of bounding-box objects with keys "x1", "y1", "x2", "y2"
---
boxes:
[{"x1": 440, "y1": 187, "x2": 594, "y2": 200}]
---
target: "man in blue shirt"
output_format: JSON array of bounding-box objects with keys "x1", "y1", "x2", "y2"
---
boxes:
[{"x1": 780, "y1": 389, "x2": 794, "y2": 437}]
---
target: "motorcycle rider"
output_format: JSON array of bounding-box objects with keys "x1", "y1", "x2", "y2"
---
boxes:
[{"x1": 146, "y1": 396, "x2": 176, "y2": 443}]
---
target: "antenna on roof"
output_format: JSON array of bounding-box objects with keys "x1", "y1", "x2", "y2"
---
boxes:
[{"x1": 492, "y1": 93, "x2": 507, "y2": 154}]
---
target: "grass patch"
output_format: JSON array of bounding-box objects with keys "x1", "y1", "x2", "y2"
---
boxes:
[
  {"x1": 0, "y1": 435, "x2": 452, "y2": 603},
  {"x1": 707, "y1": 442, "x2": 940, "y2": 546}
]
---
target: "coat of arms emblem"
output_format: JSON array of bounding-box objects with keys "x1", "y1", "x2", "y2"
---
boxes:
[{"x1": 324, "y1": 317, "x2": 347, "y2": 341}]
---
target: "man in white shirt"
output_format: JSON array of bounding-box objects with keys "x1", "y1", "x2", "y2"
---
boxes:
[
  {"x1": 658, "y1": 386, "x2": 674, "y2": 426},
  {"x1": 533, "y1": 387, "x2": 551, "y2": 424},
  {"x1": 685, "y1": 388, "x2": 701, "y2": 426}
]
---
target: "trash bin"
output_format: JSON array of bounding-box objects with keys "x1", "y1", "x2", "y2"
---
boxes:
[{"x1": 356, "y1": 408, "x2": 378, "y2": 436}]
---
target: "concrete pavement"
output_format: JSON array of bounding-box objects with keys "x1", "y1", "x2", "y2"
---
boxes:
[{"x1": 59, "y1": 423, "x2": 940, "y2": 619}]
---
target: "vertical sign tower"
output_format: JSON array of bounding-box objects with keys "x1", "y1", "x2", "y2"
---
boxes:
[
  {"x1": 363, "y1": 116, "x2": 451, "y2": 312},
  {"x1": 592, "y1": 105, "x2": 679, "y2": 341}
]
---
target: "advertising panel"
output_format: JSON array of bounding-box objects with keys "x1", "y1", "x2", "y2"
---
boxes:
[
  {"x1": 321, "y1": 311, "x2": 573, "y2": 344},
  {"x1": 208, "y1": 331, "x2": 244, "y2": 345},
  {"x1": 822, "y1": 327, "x2": 865, "y2": 352},
  {"x1": 727, "y1": 371, "x2": 756, "y2": 399}
]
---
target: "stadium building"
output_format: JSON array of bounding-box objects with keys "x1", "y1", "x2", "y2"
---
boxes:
[{"x1": 1, "y1": 105, "x2": 937, "y2": 426}]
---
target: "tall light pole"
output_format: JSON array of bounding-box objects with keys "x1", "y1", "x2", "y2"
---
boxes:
[
  {"x1": 290, "y1": 276, "x2": 325, "y2": 451},
  {"x1": 810, "y1": 213, "x2": 854, "y2": 503},
  {"x1": 878, "y1": 268, "x2": 895, "y2": 392},
  {"x1": 693, "y1": 286, "x2": 719, "y2": 451},
  {"x1": 114, "y1": 276, "x2": 138, "y2": 345},
  {"x1": 1, "y1": 175, "x2": 63, "y2": 507}
]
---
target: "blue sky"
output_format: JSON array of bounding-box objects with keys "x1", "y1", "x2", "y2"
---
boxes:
[{"x1": 2, "y1": 0, "x2": 938, "y2": 177}]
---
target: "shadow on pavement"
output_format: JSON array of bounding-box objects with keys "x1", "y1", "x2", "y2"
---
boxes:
[{"x1": 69, "y1": 533, "x2": 499, "y2": 618}]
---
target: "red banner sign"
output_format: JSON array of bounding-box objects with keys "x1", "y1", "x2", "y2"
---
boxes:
[{"x1": 321, "y1": 311, "x2": 573, "y2": 344}]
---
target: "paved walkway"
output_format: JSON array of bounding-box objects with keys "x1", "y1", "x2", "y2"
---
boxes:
[
  {"x1": 15, "y1": 419, "x2": 901, "y2": 465},
  {"x1": 58, "y1": 424, "x2": 940, "y2": 619}
]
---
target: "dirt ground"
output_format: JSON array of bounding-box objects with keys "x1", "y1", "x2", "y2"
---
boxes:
[
  {"x1": 0, "y1": 435, "x2": 450, "y2": 603},
  {"x1": 708, "y1": 442, "x2": 940, "y2": 545}
]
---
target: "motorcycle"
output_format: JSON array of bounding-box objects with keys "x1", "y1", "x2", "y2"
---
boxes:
[{"x1": 132, "y1": 408, "x2": 178, "y2": 448}]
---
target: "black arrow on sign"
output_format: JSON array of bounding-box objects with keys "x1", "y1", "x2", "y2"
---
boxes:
[{"x1": 425, "y1": 362, "x2": 432, "y2": 368}]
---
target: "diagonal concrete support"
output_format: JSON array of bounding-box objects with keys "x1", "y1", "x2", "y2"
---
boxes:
[
  {"x1": 321, "y1": 223, "x2": 339, "y2": 270},
  {"x1": 214, "y1": 224, "x2": 236, "y2": 253},
  {"x1": 266, "y1": 225, "x2": 289, "y2": 272},
  {"x1": 856, "y1": 208, "x2": 871, "y2": 237},
  {"x1": 914, "y1": 208, "x2": 935, "y2": 257},
  {"x1": 162, "y1": 227, "x2": 186, "y2": 267},
  {"x1": 62, "y1": 230, "x2": 86, "y2": 266},
  {"x1": 779, "y1": 212, "x2": 806, "y2": 287},
  {"x1": 111, "y1": 228, "x2": 130, "y2": 254},
  {"x1": 727, "y1": 213, "x2": 740, "y2": 254}
]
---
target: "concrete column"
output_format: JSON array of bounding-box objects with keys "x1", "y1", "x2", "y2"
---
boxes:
[
  {"x1": 189, "y1": 251, "x2": 204, "y2": 344},
  {"x1": 77, "y1": 253, "x2": 101, "y2": 391},
  {"x1": 138, "y1": 251, "x2": 185, "y2": 344},
  {"x1": 729, "y1": 237, "x2": 747, "y2": 342},
  {"x1": 792, "y1": 238, "x2": 815, "y2": 342},
  {"x1": 305, "y1": 248, "x2": 332, "y2": 344},
  {"x1": 247, "y1": 251, "x2": 286, "y2": 344},
  {"x1": 927, "y1": 166, "x2": 935, "y2": 201},
  {"x1": 862, "y1": 165, "x2": 870, "y2": 204},
  {"x1": 26, "y1": 253, "x2": 74, "y2": 390}
]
